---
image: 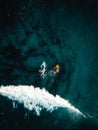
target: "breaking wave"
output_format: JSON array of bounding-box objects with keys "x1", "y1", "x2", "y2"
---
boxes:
[{"x1": 0, "y1": 85, "x2": 86, "y2": 117}]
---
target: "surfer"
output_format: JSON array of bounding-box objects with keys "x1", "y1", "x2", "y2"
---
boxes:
[{"x1": 54, "y1": 64, "x2": 59, "y2": 75}]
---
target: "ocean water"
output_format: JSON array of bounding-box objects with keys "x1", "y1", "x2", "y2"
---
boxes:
[
  {"x1": 0, "y1": 0, "x2": 98, "y2": 130},
  {"x1": 0, "y1": 85, "x2": 98, "y2": 130}
]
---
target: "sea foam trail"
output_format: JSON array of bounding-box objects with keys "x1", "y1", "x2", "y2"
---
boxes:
[{"x1": 0, "y1": 85, "x2": 85, "y2": 117}]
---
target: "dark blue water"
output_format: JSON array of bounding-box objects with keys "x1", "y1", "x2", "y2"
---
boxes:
[
  {"x1": 0, "y1": 95, "x2": 98, "y2": 130},
  {"x1": 0, "y1": 0, "x2": 98, "y2": 129}
]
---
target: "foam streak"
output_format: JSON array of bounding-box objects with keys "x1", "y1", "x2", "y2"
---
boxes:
[{"x1": 0, "y1": 85, "x2": 85, "y2": 117}]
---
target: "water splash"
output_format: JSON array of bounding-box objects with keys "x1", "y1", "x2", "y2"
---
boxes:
[
  {"x1": 0, "y1": 85, "x2": 86, "y2": 117},
  {"x1": 39, "y1": 61, "x2": 47, "y2": 79}
]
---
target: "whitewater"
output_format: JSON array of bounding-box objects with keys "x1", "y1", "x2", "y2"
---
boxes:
[{"x1": 0, "y1": 85, "x2": 86, "y2": 117}]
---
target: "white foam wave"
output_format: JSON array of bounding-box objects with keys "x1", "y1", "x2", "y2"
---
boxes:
[{"x1": 0, "y1": 85, "x2": 85, "y2": 117}]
